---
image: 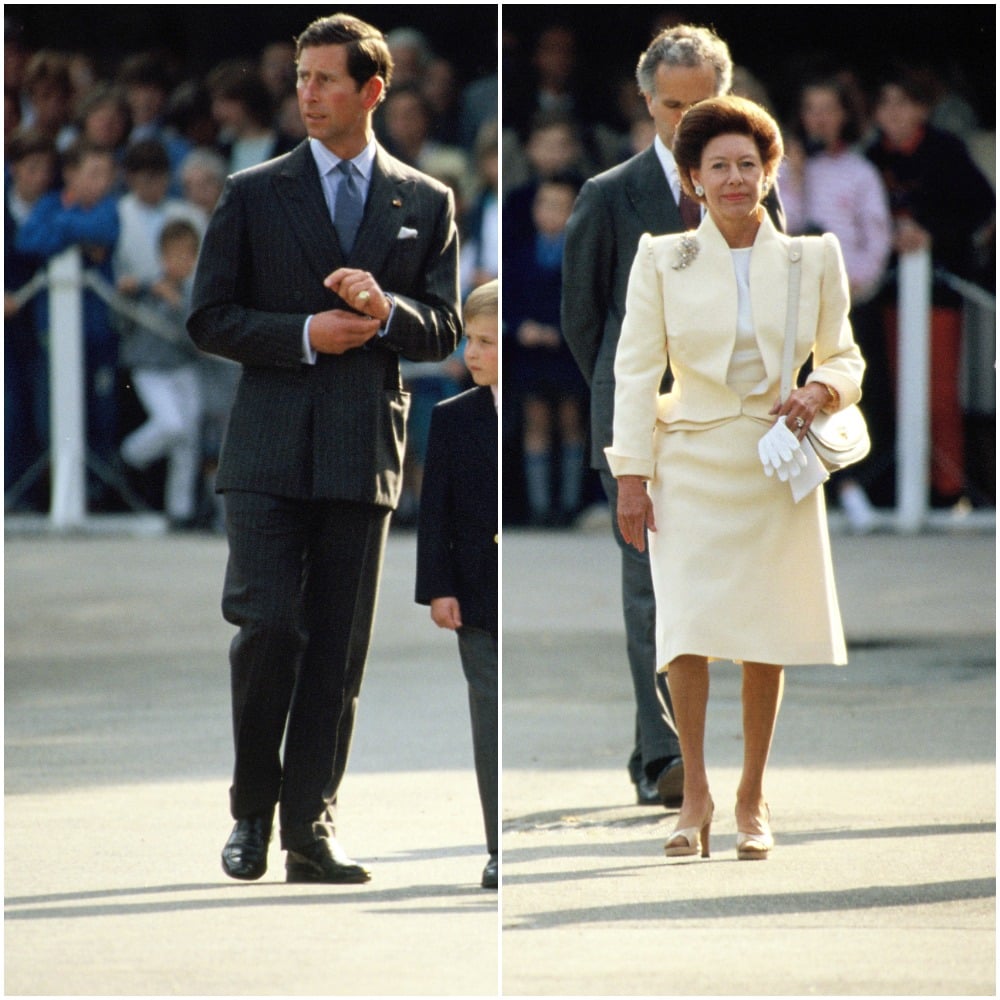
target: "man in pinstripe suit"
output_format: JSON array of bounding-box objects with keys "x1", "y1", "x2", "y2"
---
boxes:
[{"x1": 188, "y1": 13, "x2": 461, "y2": 884}]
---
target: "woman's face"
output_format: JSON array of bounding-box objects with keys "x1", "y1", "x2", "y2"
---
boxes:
[
  {"x1": 801, "y1": 86, "x2": 846, "y2": 148},
  {"x1": 875, "y1": 84, "x2": 927, "y2": 146},
  {"x1": 690, "y1": 132, "x2": 767, "y2": 225}
]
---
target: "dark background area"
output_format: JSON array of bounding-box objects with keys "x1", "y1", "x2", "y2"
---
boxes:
[
  {"x1": 502, "y1": 5, "x2": 996, "y2": 129},
  {"x1": 7, "y1": 5, "x2": 499, "y2": 86},
  {"x1": 9, "y1": 6, "x2": 991, "y2": 131}
]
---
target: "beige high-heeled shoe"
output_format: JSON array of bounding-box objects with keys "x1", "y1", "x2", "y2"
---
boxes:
[
  {"x1": 736, "y1": 804, "x2": 773, "y2": 860},
  {"x1": 664, "y1": 798, "x2": 714, "y2": 858}
]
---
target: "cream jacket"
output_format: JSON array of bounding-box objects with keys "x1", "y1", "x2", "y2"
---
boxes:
[{"x1": 605, "y1": 213, "x2": 865, "y2": 481}]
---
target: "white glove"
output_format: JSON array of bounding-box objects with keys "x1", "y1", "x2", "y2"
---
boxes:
[{"x1": 758, "y1": 421, "x2": 808, "y2": 482}]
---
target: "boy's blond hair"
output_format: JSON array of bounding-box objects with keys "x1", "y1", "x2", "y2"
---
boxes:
[{"x1": 463, "y1": 278, "x2": 498, "y2": 323}]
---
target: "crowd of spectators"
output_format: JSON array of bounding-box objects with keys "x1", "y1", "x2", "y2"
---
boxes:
[
  {"x1": 500, "y1": 18, "x2": 995, "y2": 529},
  {"x1": 4, "y1": 16, "x2": 498, "y2": 528}
]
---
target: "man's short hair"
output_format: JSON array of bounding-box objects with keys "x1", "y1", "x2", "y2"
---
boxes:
[
  {"x1": 23, "y1": 50, "x2": 73, "y2": 97},
  {"x1": 463, "y1": 279, "x2": 498, "y2": 323},
  {"x1": 61, "y1": 139, "x2": 114, "y2": 172},
  {"x1": 159, "y1": 218, "x2": 201, "y2": 253},
  {"x1": 206, "y1": 60, "x2": 275, "y2": 128},
  {"x1": 635, "y1": 24, "x2": 733, "y2": 98},
  {"x1": 123, "y1": 138, "x2": 170, "y2": 175},
  {"x1": 295, "y1": 13, "x2": 393, "y2": 94},
  {"x1": 180, "y1": 147, "x2": 227, "y2": 183},
  {"x1": 6, "y1": 126, "x2": 56, "y2": 164}
]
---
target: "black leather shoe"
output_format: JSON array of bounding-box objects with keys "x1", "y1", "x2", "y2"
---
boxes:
[
  {"x1": 481, "y1": 854, "x2": 498, "y2": 889},
  {"x1": 285, "y1": 838, "x2": 371, "y2": 884},
  {"x1": 655, "y1": 757, "x2": 685, "y2": 809},
  {"x1": 635, "y1": 773, "x2": 661, "y2": 806},
  {"x1": 221, "y1": 812, "x2": 273, "y2": 881}
]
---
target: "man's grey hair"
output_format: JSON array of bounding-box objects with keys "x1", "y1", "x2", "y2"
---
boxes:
[
  {"x1": 180, "y1": 147, "x2": 227, "y2": 182},
  {"x1": 635, "y1": 24, "x2": 733, "y2": 97}
]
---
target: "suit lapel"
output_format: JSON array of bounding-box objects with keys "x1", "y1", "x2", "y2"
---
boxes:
[
  {"x1": 626, "y1": 145, "x2": 679, "y2": 234},
  {"x1": 350, "y1": 146, "x2": 412, "y2": 278},
  {"x1": 272, "y1": 142, "x2": 346, "y2": 281},
  {"x1": 470, "y1": 386, "x2": 498, "y2": 471},
  {"x1": 748, "y1": 215, "x2": 792, "y2": 385}
]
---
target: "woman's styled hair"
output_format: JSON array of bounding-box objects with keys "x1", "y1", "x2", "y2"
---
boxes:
[{"x1": 673, "y1": 95, "x2": 784, "y2": 199}]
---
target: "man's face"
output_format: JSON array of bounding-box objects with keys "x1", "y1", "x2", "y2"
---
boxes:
[
  {"x1": 161, "y1": 238, "x2": 198, "y2": 284},
  {"x1": 66, "y1": 153, "x2": 116, "y2": 207},
  {"x1": 531, "y1": 182, "x2": 575, "y2": 238},
  {"x1": 644, "y1": 61, "x2": 718, "y2": 147},
  {"x1": 128, "y1": 169, "x2": 170, "y2": 207},
  {"x1": 296, "y1": 44, "x2": 381, "y2": 154},
  {"x1": 11, "y1": 151, "x2": 55, "y2": 203},
  {"x1": 875, "y1": 84, "x2": 928, "y2": 148}
]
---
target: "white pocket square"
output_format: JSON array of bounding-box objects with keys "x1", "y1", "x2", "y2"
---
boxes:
[{"x1": 397, "y1": 226, "x2": 419, "y2": 240}]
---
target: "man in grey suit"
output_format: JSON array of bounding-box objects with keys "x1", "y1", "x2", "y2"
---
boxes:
[
  {"x1": 188, "y1": 13, "x2": 461, "y2": 884},
  {"x1": 561, "y1": 25, "x2": 784, "y2": 808}
]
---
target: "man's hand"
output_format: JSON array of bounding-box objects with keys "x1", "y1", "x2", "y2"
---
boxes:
[
  {"x1": 116, "y1": 275, "x2": 142, "y2": 297},
  {"x1": 308, "y1": 309, "x2": 382, "y2": 354},
  {"x1": 430, "y1": 596, "x2": 462, "y2": 630},
  {"x1": 517, "y1": 319, "x2": 561, "y2": 349},
  {"x1": 324, "y1": 267, "x2": 391, "y2": 322}
]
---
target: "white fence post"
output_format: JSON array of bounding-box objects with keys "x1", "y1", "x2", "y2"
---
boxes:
[
  {"x1": 895, "y1": 248, "x2": 932, "y2": 533},
  {"x1": 47, "y1": 247, "x2": 88, "y2": 529}
]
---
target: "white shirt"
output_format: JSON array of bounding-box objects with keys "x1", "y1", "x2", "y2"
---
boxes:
[
  {"x1": 301, "y1": 136, "x2": 394, "y2": 362},
  {"x1": 308, "y1": 135, "x2": 377, "y2": 217},
  {"x1": 653, "y1": 134, "x2": 683, "y2": 205}
]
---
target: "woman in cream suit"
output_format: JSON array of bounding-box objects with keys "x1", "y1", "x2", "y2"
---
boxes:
[{"x1": 606, "y1": 96, "x2": 864, "y2": 861}]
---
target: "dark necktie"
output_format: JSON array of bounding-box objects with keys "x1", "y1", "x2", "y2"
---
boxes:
[
  {"x1": 334, "y1": 160, "x2": 363, "y2": 255},
  {"x1": 679, "y1": 189, "x2": 701, "y2": 230}
]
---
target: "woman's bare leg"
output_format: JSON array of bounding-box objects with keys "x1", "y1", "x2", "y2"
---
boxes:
[{"x1": 736, "y1": 661, "x2": 784, "y2": 835}]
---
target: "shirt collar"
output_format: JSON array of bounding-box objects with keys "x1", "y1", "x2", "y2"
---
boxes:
[
  {"x1": 653, "y1": 133, "x2": 679, "y2": 185},
  {"x1": 309, "y1": 135, "x2": 378, "y2": 181}
]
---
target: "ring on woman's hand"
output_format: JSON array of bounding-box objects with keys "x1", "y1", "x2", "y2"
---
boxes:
[
  {"x1": 794, "y1": 416, "x2": 805, "y2": 429},
  {"x1": 357, "y1": 290, "x2": 371, "y2": 303}
]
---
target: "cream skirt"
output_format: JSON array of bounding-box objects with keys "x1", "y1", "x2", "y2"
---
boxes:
[{"x1": 646, "y1": 415, "x2": 847, "y2": 671}]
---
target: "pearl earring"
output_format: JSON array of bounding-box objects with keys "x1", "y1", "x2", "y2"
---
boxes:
[{"x1": 694, "y1": 184, "x2": 704, "y2": 197}]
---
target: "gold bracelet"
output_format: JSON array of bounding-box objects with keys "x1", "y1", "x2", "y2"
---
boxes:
[{"x1": 819, "y1": 382, "x2": 839, "y2": 408}]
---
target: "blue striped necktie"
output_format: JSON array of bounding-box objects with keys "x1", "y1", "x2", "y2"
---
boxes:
[{"x1": 334, "y1": 160, "x2": 363, "y2": 255}]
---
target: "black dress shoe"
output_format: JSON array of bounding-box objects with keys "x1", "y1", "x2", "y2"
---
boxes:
[
  {"x1": 285, "y1": 838, "x2": 371, "y2": 884},
  {"x1": 635, "y1": 773, "x2": 661, "y2": 806},
  {"x1": 221, "y1": 812, "x2": 273, "y2": 881},
  {"x1": 655, "y1": 757, "x2": 685, "y2": 809},
  {"x1": 481, "y1": 854, "x2": 498, "y2": 889}
]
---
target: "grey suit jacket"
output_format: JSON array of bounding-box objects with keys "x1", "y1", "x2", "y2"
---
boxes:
[
  {"x1": 561, "y1": 144, "x2": 784, "y2": 471},
  {"x1": 188, "y1": 140, "x2": 461, "y2": 507}
]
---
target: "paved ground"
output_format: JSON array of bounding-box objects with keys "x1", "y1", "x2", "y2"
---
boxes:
[
  {"x1": 4, "y1": 517, "x2": 996, "y2": 996},
  {"x1": 5, "y1": 527, "x2": 499, "y2": 996},
  {"x1": 502, "y1": 522, "x2": 996, "y2": 996}
]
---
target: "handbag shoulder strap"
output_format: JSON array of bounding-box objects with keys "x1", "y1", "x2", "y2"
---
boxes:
[{"x1": 781, "y1": 238, "x2": 804, "y2": 402}]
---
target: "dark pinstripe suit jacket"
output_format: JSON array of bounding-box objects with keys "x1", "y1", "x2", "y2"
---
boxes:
[
  {"x1": 415, "y1": 386, "x2": 498, "y2": 635},
  {"x1": 188, "y1": 140, "x2": 462, "y2": 508}
]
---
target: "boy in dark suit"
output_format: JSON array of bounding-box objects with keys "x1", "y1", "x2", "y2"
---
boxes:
[{"x1": 415, "y1": 279, "x2": 498, "y2": 889}]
